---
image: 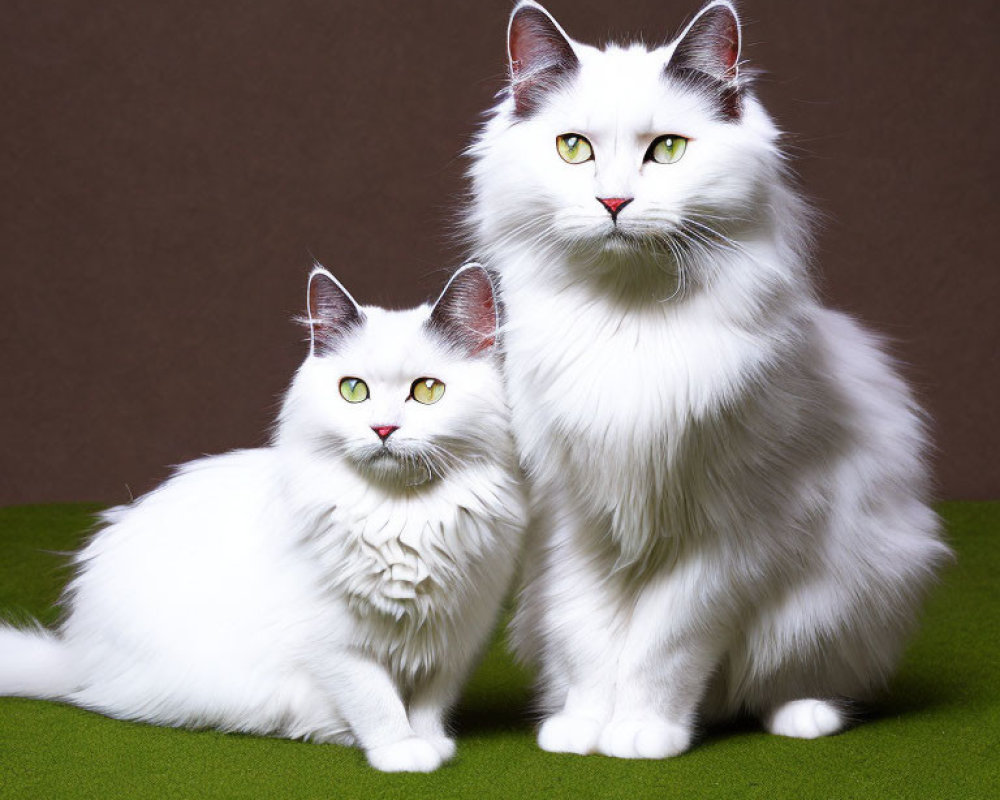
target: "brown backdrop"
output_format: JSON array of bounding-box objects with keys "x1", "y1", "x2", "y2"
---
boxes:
[{"x1": 2, "y1": 0, "x2": 997, "y2": 504}]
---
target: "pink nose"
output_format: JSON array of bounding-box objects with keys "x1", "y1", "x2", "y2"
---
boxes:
[
  {"x1": 597, "y1": 197, "x2": 633, "y2": 219},
  {"x1": 372, "y1": 425, "x2": 398, "y2": 441}
]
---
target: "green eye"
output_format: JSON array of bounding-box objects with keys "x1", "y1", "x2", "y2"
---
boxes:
[
  {"x1": 411, "y1": 378, "x2": 445, "y2": 405},
  {"x1": 647, "y1": 135, "x2": 688, "y2": 164},
  {"x1": 556, "y1": 133, "x2": 593, "y2": 164},
  {"x1": 339, "y1": 377, "x2": 369, "y2": 403}
]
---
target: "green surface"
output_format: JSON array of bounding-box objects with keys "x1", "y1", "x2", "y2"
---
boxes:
[{"x1": 0, "y1": 503, "x2": 997, "y2": 799}]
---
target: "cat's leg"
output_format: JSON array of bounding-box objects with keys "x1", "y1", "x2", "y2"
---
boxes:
[
  {"x1": 596, "y1": 560, "x2": 732, "y2": 759},
  {"x1": 520, "y1": 506, "x2": 625, "y2": 755},
  {"x1": 406, "y1": 680, "x2": 457, "y2": 762},
  {"x1": 408, "y1": 560, "x2": 517, "y2": 763},
  {"x1": 406, "y1": 659, "x2": 479, "y2": 763},
  {"x1": 316, "y1": 653, "x2": 443, "y2": 773},
  {"x1": 742, "y1": 507, "x2": 932, "y2": 740},
  {"x1": 744, "y1": 613, "x2": 851, "y2": 740}
]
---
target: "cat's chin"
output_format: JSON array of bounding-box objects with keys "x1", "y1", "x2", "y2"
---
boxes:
[
  {"x1": 352, "y1": 449, "x2": 436, "y2": 489},
  {"x1": 567, "y1": 227, "x2": 656, "y2": 259},
  {"x1": 602, "y1": 228, "x2": 644, "y2": 251},
  {"x1": 564, "y1": 231, "x2": 682, "y2": 290}
]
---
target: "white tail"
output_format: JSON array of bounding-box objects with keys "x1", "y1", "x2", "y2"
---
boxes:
[{"x1": 0, "y1": 624, "x2": 78, "y2": 699}]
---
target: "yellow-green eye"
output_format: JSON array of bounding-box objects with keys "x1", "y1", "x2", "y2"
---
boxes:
[
  {"x1": 647, "y1": 135, "x2": 688, "y2": 164},
  {"x1": 556, "y1": 133, "x2": 593, "y2": 164},
  {"x1": 411, "y1": 378, "x2": 445, "y2": 405},
  {"x1": 339, "y1": 377, "x2": 369, "y2": 403}
]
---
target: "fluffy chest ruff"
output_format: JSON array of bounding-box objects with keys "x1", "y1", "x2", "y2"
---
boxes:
[
  {"x1": 303, "y1": 471, "x2": 524, "y2": 681},
  {"x1": 501, "y1": 278, "x2": 783, "y2": 565}
]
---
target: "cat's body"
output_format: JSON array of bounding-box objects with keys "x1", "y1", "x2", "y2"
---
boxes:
[
  {"x1": 0, "y1": 265, "x2": 525, "y2": 772},
  {"x1": 468, "y1": 1, "x2": 949, "y2": 757}
]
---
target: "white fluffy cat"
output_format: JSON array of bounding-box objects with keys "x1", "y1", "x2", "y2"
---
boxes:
[
  {"x1": 0, "y1": 264, "x2": 526, "y2": 772},
  {"x1": 467, "y1": 1, "x2": 950, "y2": 758}
]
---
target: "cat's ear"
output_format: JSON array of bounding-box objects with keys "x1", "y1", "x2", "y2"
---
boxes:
[
  {"x1": 428, "y1": 263, "x2": 499, "y2": 357},
  {"x1": 666, "y1": 1, "x2": 742, "y2": 118},
  {"x1": 508, "y1": 1, "x2": 579, "y2": 117},
  {"x1": 305, "y1": 265, "x2": 364, "y2": 356}
]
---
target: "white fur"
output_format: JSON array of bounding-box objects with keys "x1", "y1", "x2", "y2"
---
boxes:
[
  {"x1": 468, "y1": 2, "x2": 950, "y2": 757},
  {"x1": 0, "y1": 270, "x2": 526, "y2": 773}
]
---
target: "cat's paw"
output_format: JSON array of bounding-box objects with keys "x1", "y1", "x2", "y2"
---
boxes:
[
  {"x1": 425, "y1": 735, "x2": 457, "y2": 761},
  {"x1": 765, "y1": 699, "x2": 844, "y2": 739},
  {"x1": 537, "y1": 713, "x2": 602, "y2": 755},
  {"x1": 408, "y1": 715, "x2": 455, "y2": 761},
  {"x1": 597, "y1": 717, "x2": 691, "y2": 759},
  {"x1": 365, "y1": 737, "x2": 444, "y2": 773}
]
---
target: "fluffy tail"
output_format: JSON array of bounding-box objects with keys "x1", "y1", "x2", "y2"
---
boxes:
[{"x1": 0, "y1": 624, "x2": 79, "y2": 699}]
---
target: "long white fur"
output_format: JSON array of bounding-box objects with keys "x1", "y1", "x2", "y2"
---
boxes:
[
  {"x1": 0, "y1": 265, "x2": 526, "y2": 773},
  {"x1": 467, "y1": 1, "x2": 950, "y2": 758}
]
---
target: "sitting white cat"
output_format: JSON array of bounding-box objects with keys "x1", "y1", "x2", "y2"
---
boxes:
[
  {"x1": 0, "y1": 264, "x2": 526, "y2": 773},
  {"x1": 467, "y1": 1, "x2": 950, "y2": 758}
]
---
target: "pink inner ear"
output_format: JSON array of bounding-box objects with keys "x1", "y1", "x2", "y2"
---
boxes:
[
  {"x1": 715, "y1": 18, "x2": 739, "y2": 77},
  {"x1": 429, "y1": 266, "x2": 498, "y2": 356},
  {"x1": 509, "y1": 7, "x2": 569, "y2": 76},
  {"x1": 507, "y1": 5, "x2": 579, "y2": 116},
  {"x1": 508, "y1": 17, "x2": 531, "y2": 78},
  {"x1": 307, "y1": 269, "x2": 364, "y2": 355},
  {"x1": 701, "y1": 7, "x2": 740, "y2": 78},
  {"x1": 467, "y1": 280, "x2": 496, "y2": 354},
  {"x1": 671, "y1": 5, "x2": 741, "y2": 83}
]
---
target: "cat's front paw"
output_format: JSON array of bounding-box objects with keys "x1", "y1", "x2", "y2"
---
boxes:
[
  {"x1": 597, "y1": 717, "x2": 691, "y2": 759},
  {"x1": 537, "y1": 713, "x2": 602, "y2": 755},
  {"x1": 425, "y1": 735, "x2": 457, "y2": 761},
  {"x1": 366, "y1": 736, "x2": 444, "y2": 773}
]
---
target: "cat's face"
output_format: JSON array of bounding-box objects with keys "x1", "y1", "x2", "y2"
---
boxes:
[
  {"x1": 281, "y1": 265, "x2": 507, "y2": 488},
  {"x1": 470, "y1": 2, "x2": 780, "y2": 281}
]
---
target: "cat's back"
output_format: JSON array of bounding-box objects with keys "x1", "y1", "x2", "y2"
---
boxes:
[
  {"x1": 806, "y1": 305, "x2": 934, "y2": 503},
  {"x1": 64, "y1": 447, "x2": 314, "y2": 642},
  {"x1": 80, "y1": 448, "x2": 283, "y2": 565}
]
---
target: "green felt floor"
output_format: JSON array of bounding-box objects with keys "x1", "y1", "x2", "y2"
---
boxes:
[{"x1": 0, "y1": 503, "x2": 997, "y2": 799}]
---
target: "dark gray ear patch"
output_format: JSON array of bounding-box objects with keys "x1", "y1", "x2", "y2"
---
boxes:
[
  {"x1": 427, "y1": 264, "x2": 499, "y2": 357},
  {"x1": 306, "y1": 267, "x2": 365, "y2": 356},
  {"x1": 665, "y1": 3, "x2": 742, "y2": 120},
  {"x1": 508, "y1": 4, "x2": 579, "y2": 117}
]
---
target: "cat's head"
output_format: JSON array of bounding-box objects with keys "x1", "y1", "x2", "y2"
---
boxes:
[
  {"x1": 469, "y1": 1, "x2": 791, "y2": 292},
  {"x1": 279, "y1": 264, "x2": 508, "y2": 488}
]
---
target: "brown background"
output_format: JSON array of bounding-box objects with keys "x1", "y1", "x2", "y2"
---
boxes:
[{"x1": 1, "y1": 0, "x2": 997, "y2": 505}]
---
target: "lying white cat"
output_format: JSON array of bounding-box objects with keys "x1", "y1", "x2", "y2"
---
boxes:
[
  {"x1": 467, "y1": 1, "x2": 950, "y2": 758},
  {"x1": 0, "y1": 264, "x2": 526, "y2": 772}
]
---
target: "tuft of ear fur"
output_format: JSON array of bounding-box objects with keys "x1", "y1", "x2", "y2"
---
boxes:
[
  {"x1": 305, "y1": 264, "x2": 365, "y2": 356},
  {"x1": 508, "y1": 1, "x2": 579, "y2": 117},
  {"x1": 427, "y1": 263, "x2": 499, "y2": 357},
  {"x1": 666, "y1": 1, "x2": 742, "y2": 119}
]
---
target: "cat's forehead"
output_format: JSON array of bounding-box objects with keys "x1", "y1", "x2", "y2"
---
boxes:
[
  {"x1": 577, "y1": 43, "x2": 667, "y2": 94},
  {"x1": 357, "y1": 305, "x2": 429, "y2": 342},
  {"x1": 550, "y1": 42, "x2": 709, "y2": 133},
  {"x1": 327, "y1": 304, "x2": 454, "y2": 379}
]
